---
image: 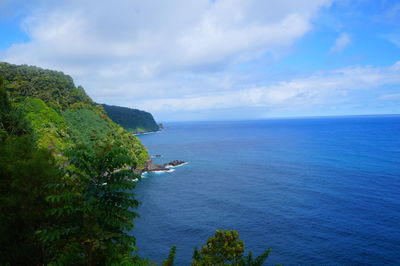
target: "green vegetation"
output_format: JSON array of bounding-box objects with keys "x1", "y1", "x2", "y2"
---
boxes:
[
  {"x1": 17, "y1": 97, "x2": 72, "y2": 153},
  {"x1": 102, "y1": 103, "x2": 160, "y2": 133},
  {"x1": 0, "y1": 62, "x2": 93, "y2": 110},
  {"x1": 37, "y1": 141, "x2": 141, "y2": 265},
  {"x1": 62, "y1": 107, "x2": 148, "y2": 167},
  {"x1": 192, "y1": 230, "x2": 271, "y2": 266},
  {"x1": 0, "y1": 78, "x2": 63, "y2": 264},
  {"x1": 63, "y1": 108, "x2": 114, "y2": 146},
  {"x1": 0, "y1": 64, "x2": 273, "y2": 265},
  {"x1": 0, "y1": 62, "x2": 148, "y2": 167},
  {"x1": 0, "y1": 72, "x2": 145, "y2": 265},
  {"x1": 163, "y1": 246, "x2": 177, "y2": 266},
  {"x1": 162, "y1": 230, "x2": 271, "y2": 266}
]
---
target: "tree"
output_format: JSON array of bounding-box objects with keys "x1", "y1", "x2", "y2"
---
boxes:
[
  {"x1": 191, "y1": 230, "x2": 271, "y2": 266},
  {"x1": 0, "y1": 76, "x2": 62, "y2": 265},
  {"x1": 0, "y1": 76, "x2": 29, "y2": 137},
  {"x1": 38, "y1": 140, "x2": 141, "y2": 265},
  {"x1": 0, "y1": 135, "x2": 63, "y2": 265},
  {"x1": 162, "y1": 246, "x2": 177, "y2": 266}
]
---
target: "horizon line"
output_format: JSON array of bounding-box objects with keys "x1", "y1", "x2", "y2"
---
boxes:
[{"x1": 158, "y1": 113, "x2": 400, "y2": 123}]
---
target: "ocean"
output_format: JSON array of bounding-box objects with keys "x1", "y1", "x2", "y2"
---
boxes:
[{"x1": 132, "y1": 116, "x2": 400, "y2": 265}]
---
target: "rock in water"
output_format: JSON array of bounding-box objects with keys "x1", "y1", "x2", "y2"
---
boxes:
[
  {"x1": 143, "y1": 160, "x2": 169, "y2": 172},
  {"x1": 163, "y1": 160, "x2": 187, "y2": 168}
]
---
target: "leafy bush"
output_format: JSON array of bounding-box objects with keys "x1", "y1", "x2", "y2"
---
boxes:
[
  {"x1": 191, "y1": 230, "x2": 271, "y2": 266},
  {"x1": 38, "y1": 140, "x2": 141, "y2": 265},
  {"x1": 0, "y1": 80, "x2": 63, "y2": 265},
  {"x1": 17, "y1": 98, "x2": 72, "y2": 152}
]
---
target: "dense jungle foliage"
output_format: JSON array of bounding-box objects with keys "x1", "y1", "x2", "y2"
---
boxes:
[
  {"x1": 102, "y1": 104, "x2": 160, "y2": 133},
  {"x1": 0, "y1": 62, "x2": 148, "y2": 167},
  {"x1": 0, "y1": 77, "x2": 147, "y2": 264},
  {"x1": 0, "y1": 62, "x2": 92, "y2": 110},
  {"x1": 0, "y1": 63, "x2": 272, "y2": 265}
]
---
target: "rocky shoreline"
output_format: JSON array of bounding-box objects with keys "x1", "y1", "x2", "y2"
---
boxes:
[{"x1": 135, "y1": 159, "x2": 187, "y2": 174}]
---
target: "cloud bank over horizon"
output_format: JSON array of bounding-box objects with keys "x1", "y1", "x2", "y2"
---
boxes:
[{"x1": 0, "y1": 0, "x2": 399, "y2": 121}]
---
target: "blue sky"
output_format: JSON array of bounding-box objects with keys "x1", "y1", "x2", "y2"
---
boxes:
[{"x1": 0, "y1": 0, "x2": 399, "y2": 121}]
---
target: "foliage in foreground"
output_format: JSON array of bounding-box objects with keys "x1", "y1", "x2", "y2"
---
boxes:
[
  {"x1": 0, "y1": 78, "x2": 62, "y2": 264},
  {"x1": 1, "y1": 78, "x2": 143, "y2": 265},
  {"x1": 37, "y1": 141, "x2": 141, "y2": 265},
  {"x1": 162, "y1": 230, "x2": 272, "y2": 266},
  {"x1": 191, "y1": 230, "x2": 271, "y2": 266},
  {"x1": 162, "y1": 246, "x2": 177, "y2": 266}
]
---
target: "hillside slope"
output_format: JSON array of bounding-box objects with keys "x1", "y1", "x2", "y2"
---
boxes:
[
  {"x1": 0, "y1": 62, "x2": 148, "y2": 168},
  {"x1": 102, "y1": 104, "x2": 159, "y2": 133}
]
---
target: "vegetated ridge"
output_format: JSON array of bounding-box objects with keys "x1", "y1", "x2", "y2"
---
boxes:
[
  {"x1": 0, "y1": 62, "x2": 148, "y2": 167},
  {"x1": 102, "y1": 103, "x2": 159, "y2": 133}
]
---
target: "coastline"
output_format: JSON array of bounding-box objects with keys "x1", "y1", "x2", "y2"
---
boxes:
[{"x1": 136, "y1": 159, "x2": 188, "y2": 176}]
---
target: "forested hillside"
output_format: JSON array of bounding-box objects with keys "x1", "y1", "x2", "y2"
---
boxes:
[
  {"x1": 102, "y1": 104, "x2": 159, "y2": 133},
  {"x1": 0, "y1": 75, "x2": 148, "y2": 264},
  {"x1": 0, "y1": 62, "x2": 148, "y2": 167}
]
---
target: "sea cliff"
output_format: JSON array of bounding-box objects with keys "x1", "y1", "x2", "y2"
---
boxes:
[{"x1": 102, "y1": 104, "x2": 160, "y2": 133}]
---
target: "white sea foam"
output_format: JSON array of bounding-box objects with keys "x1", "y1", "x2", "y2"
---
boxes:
[
  {"x1": 141, "y1": 169, "x2": 175, "y2": 176},
  {"x1": 151, "y1": 169, "x2": 175, "y2": 174},
  {"x1": 165, "y1": 162, "x2": 189, "y2": 168},
  {"x1": 140, "y1": 173, "x2": 149, "y2": 178},
  {"x1": 139, "y1": 162, "x2": 187, "y2": 178}
]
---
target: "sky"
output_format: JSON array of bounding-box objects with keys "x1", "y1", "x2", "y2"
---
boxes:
[{"x1": 0, "y1": 0, "x2": 399, "y2": 121}]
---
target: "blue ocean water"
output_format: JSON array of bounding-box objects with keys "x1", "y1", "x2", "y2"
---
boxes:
[{"x1": 132, "y1": 116, "x2": 400, "y2": 265}]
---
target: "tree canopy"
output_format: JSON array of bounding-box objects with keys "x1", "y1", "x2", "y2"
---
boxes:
[{"x1": 0, "y1": 62, "x2": 149, "y2": 167}]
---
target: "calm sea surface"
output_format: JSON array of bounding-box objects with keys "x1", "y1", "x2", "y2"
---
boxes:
[{"x1": 132, "y1": 116, "x2": 400, "y2": 265}]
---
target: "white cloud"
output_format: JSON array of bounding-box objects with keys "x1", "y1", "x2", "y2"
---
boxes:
[
  {"x1": 8, "y1": 0, "x2": 330, "y2": 70},
  {"x1": 329, "y1": 32, "x2": 351, "y2": 54},
  {"x1": 134, "y1": 61, "x2": 400, "y2": 114},
  {"x1": 1, "y1": 1, "x2": 332, "y2": 102},
  {"x1": 8, "y1": 1, "x2": 397, "y2": 120}
]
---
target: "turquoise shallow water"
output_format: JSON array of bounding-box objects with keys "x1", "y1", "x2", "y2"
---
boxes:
[{"x1": 132, "y1": 116, "x2": 400, "y2": 265}]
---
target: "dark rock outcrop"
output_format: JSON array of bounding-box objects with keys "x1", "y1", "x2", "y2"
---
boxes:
[
  {"x1": 163, "y1": 160, "x2": 187, "y2": 168},
  {"x1": 136, "y1": 159, "x2": 188, "y2": 174},
  {"x1": 143, "y1": 160, "x2": 169, "y2": 172}
]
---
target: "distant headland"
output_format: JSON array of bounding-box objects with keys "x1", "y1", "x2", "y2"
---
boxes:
[{"x1": 101, "y1": 103, "x2": 160, "y2": 134}]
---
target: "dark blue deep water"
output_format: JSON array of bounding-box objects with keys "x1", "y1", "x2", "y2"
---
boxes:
[{"x1": 132, "y1": 116, "x2": 400, "y2": 265}]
